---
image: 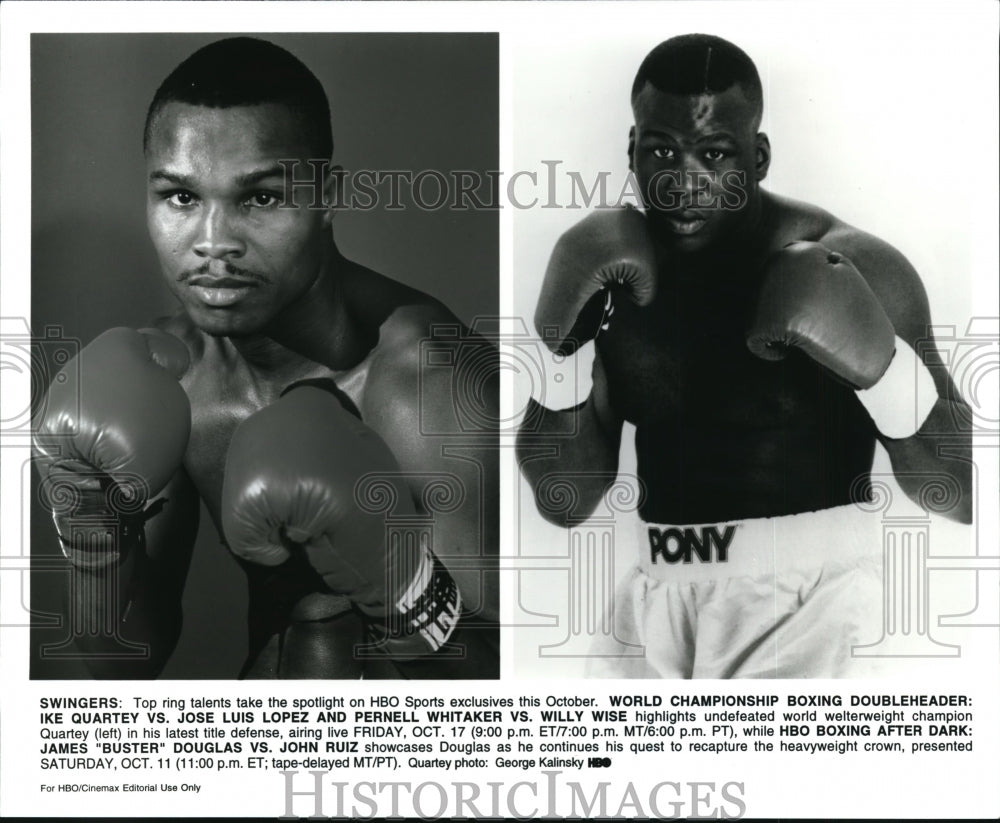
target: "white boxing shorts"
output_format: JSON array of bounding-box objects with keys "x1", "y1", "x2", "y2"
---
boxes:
[{"x1": 586, "y1": 504, "x2": 887, "y2": 679}]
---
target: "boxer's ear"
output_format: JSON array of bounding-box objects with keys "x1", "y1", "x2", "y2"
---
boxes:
[
  {"x1": 322, "y1": 162, "x2": 344, "y2": 227},
  {"x1": 627, "y1": 126, "x2": 636, "y2": 173},
  {"x1": 755, "y1": 133, "x2": 771, "y2": 181}
]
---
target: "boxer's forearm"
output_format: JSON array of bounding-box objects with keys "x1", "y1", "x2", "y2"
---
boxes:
[
  {"x1": 62, "y1": 484, "x2": 196, "y2": 679},
  {"x1": 426, "y1": 452, "x2": 500, "y2": 624},
  {"x1": 882, "y1": 398, "x2": 973, "y2": 524},
  {"x1": 516, "y1": 396, "x2": 622, "y2": 526},
  {"x1": 65, "y1": 554, "x2": 182, "y2": 679}
]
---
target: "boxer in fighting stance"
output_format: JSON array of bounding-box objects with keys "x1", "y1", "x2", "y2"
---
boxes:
[
  {"x1": 35, "y1": 38, "x2": 499, "y2": 678},
  {"x1": 517, "y1": 35, "x2": 972, "y2": 677}
]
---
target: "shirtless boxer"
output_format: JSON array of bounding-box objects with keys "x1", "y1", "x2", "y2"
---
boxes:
[
  {"x1": 517, "y1": 34, "x2": 972, "y2": 678},
  {"x1": 34, "y1": 37, "x2": 499, "y2": 679}
]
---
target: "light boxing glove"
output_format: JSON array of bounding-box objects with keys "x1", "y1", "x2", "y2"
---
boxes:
[
  {"x1": 535, "y1": 205, "x2": 657, "y2": 356},
  {"x1": 221, "y1": 382, "x2": 461, "y2": 657},
  {"x1": 746, "y1": 241, "x2": 896, "y2": 389},
  {"x1": 747, "y1": 241, "x2": 936, "y2": 438},
  {"x1": 34, "y1": 327, "x2": 192, "y2": 568}
]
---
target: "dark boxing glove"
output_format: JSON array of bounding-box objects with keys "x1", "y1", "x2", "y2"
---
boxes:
[{"x1": 535, "y1": 206, "x2": 657, "y2": 355}]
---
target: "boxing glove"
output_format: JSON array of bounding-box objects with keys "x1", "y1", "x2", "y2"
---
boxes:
[
  {"x1": 34, "y1": 327, "x2": 191, "y2": 567},
  {"x1": 535, "y1": 206, "x2": 657, "y2": 355},
  {"x1": 746, "y1": 241, "x2": 896, "y2": 390},
  {"x1": 221, "y1": 383, "x2": 461, "y2": 656}
]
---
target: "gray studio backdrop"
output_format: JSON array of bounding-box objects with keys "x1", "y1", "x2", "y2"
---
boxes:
[{"x1": 30, "y1": 33, "x2": 498, "y2": 678}]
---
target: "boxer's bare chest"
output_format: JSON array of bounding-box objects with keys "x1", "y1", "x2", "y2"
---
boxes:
[
  {"x1": 597, "y1": 265, "x2": 875, "y2": 520},
  {"x1": 599, "y1": 273, "x2": 830, "y2": 429}
]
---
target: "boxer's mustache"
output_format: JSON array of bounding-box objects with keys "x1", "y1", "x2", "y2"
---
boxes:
[{"x1": 178, "y1": 263, "x2": 270, "y2": 284}]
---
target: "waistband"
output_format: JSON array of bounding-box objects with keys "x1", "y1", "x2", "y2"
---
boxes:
[{"x1": 638, "y1": 503, "x2": 883, "y2": 583}]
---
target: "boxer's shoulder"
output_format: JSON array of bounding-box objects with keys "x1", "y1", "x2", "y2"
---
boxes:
[
  {"x1": 817, "y1": 224, "x2": 929, "y2": 338},
  {"x1": 378, "y1": 301, "x2": 460, "y2": 360},
  {"x1": 341, "y1": 259, "x2": 443, "y2": 330},
  {"x1": 768, "y1": 195, "x2": 915, "y2": 288},
  {"x1": 338, "y1": 259, "x2": 463, "y2": 373},
  {"x1": 819, "y1": 222, "x2": 915, "y2": 279},
  {"x1": 762, "y1": 192, "x2": 838, "y2": 249},
  {"x1": 361, "y1": 299, "x2": 466, "y2": 421},
  {"x1": 355, "y1": 292, "x2": 493, "y2": 448},
  {"x1": 764, "y1": 195, "x2": 928, "y2": 334}
]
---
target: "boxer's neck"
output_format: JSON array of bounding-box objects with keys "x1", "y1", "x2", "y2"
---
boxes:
[{"x1": 228, "y1": 239, "x2": 368, "y2": 376}]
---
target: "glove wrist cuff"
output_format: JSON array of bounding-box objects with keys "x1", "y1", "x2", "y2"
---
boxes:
[
  {"x1": 856, "y1": 335, "x2": 938, "y2": 439},
  {"x1": 46, "y1": 480, "x2": 160, "y2": 570},
  {"x1": 362, "y1": 543, "x2": 461, "y2": 657},
  {"x1": 52, "y1": 509, "x2": 144, "y2": 570}
]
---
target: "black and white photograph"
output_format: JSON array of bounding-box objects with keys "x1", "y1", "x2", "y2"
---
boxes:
[
  {"x1": 510, "y1": 14, "x2": 995, "y2": 683},
  {"x1": 25, "y1": 33, "x2": 500, "y2": 680},
  {"x1": 0, "y1": 1, "x2": 997, "y2": 820}
]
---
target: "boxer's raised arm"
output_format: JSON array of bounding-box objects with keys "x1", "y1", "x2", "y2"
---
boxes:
[
  {"x1": 752, "y1": 230, "x2": 973, "y2": 523},
  {"x1": 517, "y1": 208, "x2": 655, "y2": 526},
  {"x1": 362, "y1": 318, "x2": 500, "y2": 677},
  {"x1": 63, "y1": 469, "x2": 199, "y2": 678},
  {"x1": 825, "y1": 229, "x2": 973, "y2": 523},
  {"x1": 34, "y1": 327, "x2": 198, "y2": 676},
  {"x1": 224, "y1": 310, "x2": 501, "y2": 678}
]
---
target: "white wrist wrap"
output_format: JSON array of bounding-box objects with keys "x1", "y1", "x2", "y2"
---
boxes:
[
  {"x1": 856, "y1": 336, "x2": 938, "y2": 439},
  {"x1": 369, "y1": 539, "x2": 461, "y2": 655},
  {"x1": 528, "y1": 340, "x2": 595, "y2": 411}
]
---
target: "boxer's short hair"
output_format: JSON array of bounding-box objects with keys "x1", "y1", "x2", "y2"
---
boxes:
[
  {"x1": 143, "y1": 37, "x2": 333, "y2": 158},
  {"x1": 632, "y1": 34, "x2": 763, "y2": 127}
]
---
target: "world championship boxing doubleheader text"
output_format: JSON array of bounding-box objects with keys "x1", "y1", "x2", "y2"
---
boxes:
[{"x1": 29, "y1": 689, "x2": 981, "y2": 818}]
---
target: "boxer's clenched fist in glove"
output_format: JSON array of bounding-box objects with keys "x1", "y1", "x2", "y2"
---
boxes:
[
  {"x1": 535, "y1": 205, "x2": 658, "y2": 355},
  {"x1": 34, "y1": 327, "x2": 191, "y2": 568},
  {"x1": 746, "y1": 241, "x2": 896, "y2": 390},
  {"x1": 221, "y1": 383, "x2": 461, "y2": 657}
]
